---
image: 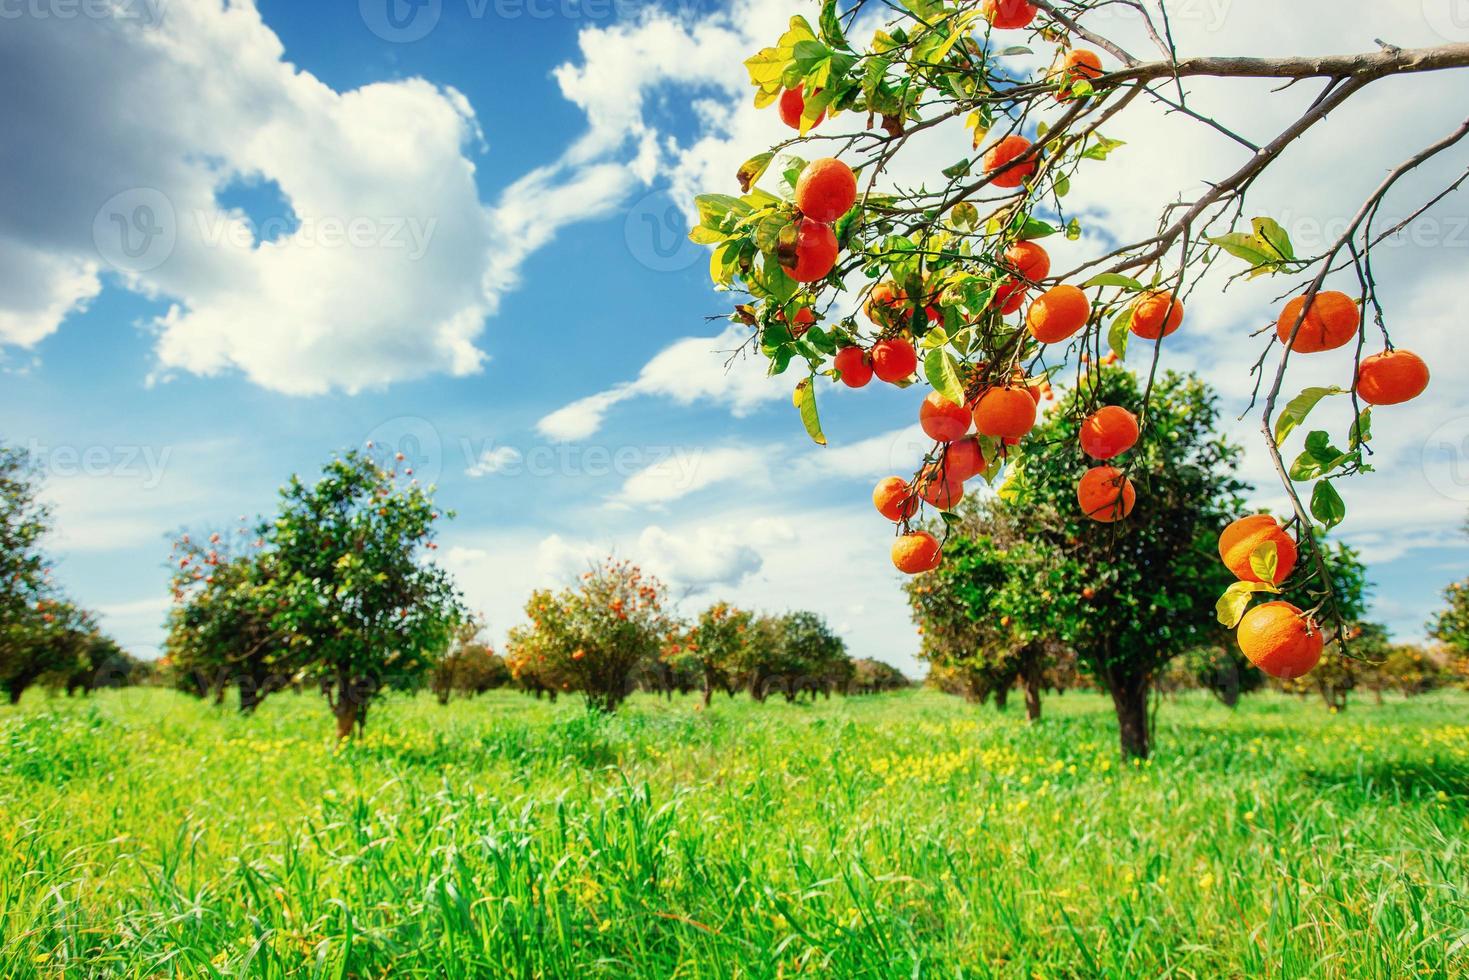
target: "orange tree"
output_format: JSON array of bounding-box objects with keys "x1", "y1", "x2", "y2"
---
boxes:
[
  {"x1": 691, "y1": 1, "x2": 1464, "y2": 665},
  {"x1": 1430, "y1": 521, "x2": 1469, "y2": 669},
  {"x1": 988, "y1": 367, "x2": 1245, "y2": 756},
  {"x1": 514, "y1": 559, "x2": 672, "y2": 713},
  {"x1": 1, "y1": 442, "x2": 53, "y2": 704},
  {"x1": 904, "y1": 501, "x2": 1066, "y2": 721},
  {"x1": 267, "y1": 451, "x2": 463, "y2": 738},
  {"x1": 683, "y1": 602, "x2": 756, "y2": 707}
]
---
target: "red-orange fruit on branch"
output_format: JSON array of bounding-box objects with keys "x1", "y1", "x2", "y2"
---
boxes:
[
  {"x1": 784, "y1": 219, "x2": 838, "y2": 282},
  {"x1": 795, "y1": 158, "x2": 857, "y2": 223},
  {"x1": 1079, "y1": 406, "x2": 1139, "y2": 460},
  {"x1": 1027, "y1": 285, "x2": 1091, "y2": 343},
  {"x1": 1130, "y1": 290, "x2": 1184, "y2": 340},
  {"x1": 972, "y1": 386, "x2": 1037, "y2": 439},
  {"x1": 1058, "y1": 49, "x2": 1103, "y2": 81},
  {"x1": 982, "y1": 135, "x2": 1036, "y2": 189},
  {"x1": 1004, "y1": 240, "x2": 1050, "y2": 283},
  {"x1": 833, "y1": 347, "x2": 872, "y2": 388},
  {"x1": 1236, "y1": 601, "x2": 1323, "y2": 679},
  {"x1": 873, "y1": 476, "x2": 918, "y2": 522},
  {"x1": 1275, "y1": 290, "x2": 1358, "y2": 353},
  {"x1": 1077, "y1": 465, "x2": 1136, "y2": 523},
  {"x1": 916, "y1": 466, "x2": 965, "y2": 510},
  {"x1": 1356, "y1": 349, "x2": 1430, "y2": 405},
  {"x1": 1218, "y1": 514, "x2": 1298, "y2": 585},
  {"x1": 942, "y1": 437, "x2": 987, "y2": 482},
  {"x1": 981, "y1": 0, "x2": 1037, "y2": 30},
  {"x1": 893, "y1": 531, "x2": 942, "y2": 574},
  {"x1": 778, "y1": 87, "x2": 823, "y2": 130},
  {"x1": 919, "y1": 392, "x2": 972, "y2": 442},
  {"x1": 871, "y1": 337, "x2": 918, "y2": 383}
]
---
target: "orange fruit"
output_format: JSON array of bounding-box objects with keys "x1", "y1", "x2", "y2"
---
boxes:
[
  {"x1": 917, "y1": 466, "x2": 965, "y2": 510},
  {"x1": 833, "y1": 347, "x2": 873, "y2": 388},
  {"x1": 871, "y1": 337, "x2": 918, "y2": 383},
  {"x1": 784, "y1": 219, "x2": 838, "y2": 282},
  {"x1": 790, "y1": 307, "x2": 815, "y2": 336},
  {"x1": 1004, "y1": 240, "x2": 1051, "y2": 283},
  {"x1": 972, "y1": 386, "x2": 1037, "y2": 439},
  {"x1": 982, "y1": 135, "x2": 1036, "y2": 188},
  {"x1": 995, "y1": 281, "x2": 1029, "y2": 315},
  {"x1": 795, "y1": 158, "x2": 857, "y2": 223},
  {"x1": 1356, "y1": 349, "x2": 1429, "y2": 405},
  {"x1": 919, "y1": 391, "x2": 972, "y2": 442},
  {"x1": 893, "y1": 531, "x2": 942, "y2": 574},
  {"x1": 1218, "y1": 514, "x2": 1298, "y2": 585},
  {"x1": 778, "y1": 87, "x2": 823, "y2": 130},
  {"x1": 1077, "y1": 465, "x2": 1136, "y2": 522},
  {"x1": 1079, "y1": 406, "x2": 1139, "y2": 460},
  {"x1": 865, "y1": 281, "x2": 906, "y2": 325},
  {"x1": 942, "y1": 437, "x2": 986, "y2": 482},
  {"x1": 1062, "y1": 49, "x2": 1102, "y2": 79},
  {"x1": 1276, "y1": 291, "x2": 1358, "y2": 353},
  {"x1": 1130, "y1": 290, "x2": 1183, "y2": 340},
  {"x1": 1027, "y1": 285, "x2": 1091, "y2": 343},
  {"x1": 873, "y1": 476, "x2": 918, "y2": 522},
  {"x1": 981, "y1": 0, "x2": 1037, "y2": 29},
  {"x1": 1236, "y1": 601, "x2": 1323, "y2": 679}
]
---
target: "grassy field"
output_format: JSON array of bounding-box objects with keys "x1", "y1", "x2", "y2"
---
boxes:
[{"x1": 1, "y1": 687, "x2": 1466, "y2": 978}]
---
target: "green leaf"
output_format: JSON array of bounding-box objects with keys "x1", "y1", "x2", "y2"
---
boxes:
[
  {"x1": 818, "y1": 0, "x2": 848, "y2": 49},
  {"x1": 1216, "y1": 581, "x2": 1278, "y2": 628},
  {"x1": 1080, "y1": 134, "x2": 1125, "y2": 161},
  {"x1": 793, "y1": 378, "x2": 826, "y2": 446},
  {"x1": 1273, "y1": 386, "x2": 1343, "y2": 446},
  {"x1": 1107, "y1": 308, "x2": 1132, "y2": 361},
  {"x1": 950, "y1": 201, "x2": 979, "y2": 231},
  {"x1": 736, "y1": 152, "x2": 775, "y2": 194},
  {"x1": 1349, "y1": 408, "x2": 1372, "y2": 449},
  {"x1": 1014, "y1": 216, "x2": 1058, "y2": 240},
  {"x1": 1248, "y1": 541, "x2": 1279, "y2": 584},
  {"x1": 1311, "y1": 480, "x2": 1346, "y2": 530},
  {"x1": 1065, "y1": 217, "x2": 1082, "y2": 241},
  {"x1": 924, "y1": 349, "x2": 967, "y2": 408},
  {"x1": 1251, "y1": 217, "x2": 1295, "y2": 262},
  {"x1": 1082, "y1": 273, "x2": 1145, "y2": 291}
]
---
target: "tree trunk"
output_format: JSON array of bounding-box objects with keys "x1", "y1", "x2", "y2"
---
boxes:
[
  {"x1": 1108, "y1": 671, "x2": 1151, "y2": 759},
  {"x1": 993, "y1": 685, "x2": 1009, "y2": 712},
  {"x1": 702, "y1": 682, "x2": 714, "y2": 708},
  {"x1": 334, "y1": 699, "x2": 360, "y2": 740},
  {"x1": 1022, "y1": 674, "x2": 1041, "y2": 722},
  {"x1": 5, "y1": 686, "x2": 21, "y2": 706}
]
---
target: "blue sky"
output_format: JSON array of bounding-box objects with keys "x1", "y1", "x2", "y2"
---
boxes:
[{"x1": 2, "y1": 0, "x2": 1467, "y2": 673}]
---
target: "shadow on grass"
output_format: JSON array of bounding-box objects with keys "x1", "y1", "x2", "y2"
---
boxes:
[{"x1": 1300, "y1": 758, "x2": 1469, "y2": 804}]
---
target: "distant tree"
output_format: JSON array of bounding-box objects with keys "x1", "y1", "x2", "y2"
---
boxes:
[
  {"x1": 55, "y1": 630, "x2": 136, "y2": 696},
  {"x1": 682, "y1": 602, "x2": 756, "y2": 707},
  {"x1": 503, "y1": 623, "x2": 570, "y2": 702},
  {"x1": 849, "y1": 659, "x2": 908, "y2": 694},
  {"x1": 997, "y1": 368, "x2": 1247, "y2": 756},
  {"x1": 1, "y1": 442, "x2": 53, "y2": 704},
  {"x1": 1171, "y1": 631, "x2": 1265, "y2": 708},
  {"x1": 514, "y1": 559, "x2": 671, "y2": 713},
  {"x1": 429, "y1": 618, "x2": 509, "y2": 704},
  {"x1": 744, "y1": 611, "x2": 850, "y2": 702},
  {"x1": 1430, "y1": 528, "x2": 1469, "y2": 660},
  {"x1": 3, "y1": 599, "x2": 95, "y2": 705},
  {"x1": 267, "y1": 451, "x2": 464, "y2": 737}
]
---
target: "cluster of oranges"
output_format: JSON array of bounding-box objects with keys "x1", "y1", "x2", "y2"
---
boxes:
[
  {"x1": 778, "y1": 157, "x2": 858, "y2": 284},
  {"x1": 1275, "y1": 290, "x2": 1430, "y2": 405},
  {"x1": 1217, "y1": 513, "x2": 1322, "y2": 679}
]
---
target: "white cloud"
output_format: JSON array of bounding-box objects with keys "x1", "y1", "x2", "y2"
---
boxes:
[
  {"x1": 465, "y1": 446, "x2": 524, "y2": 478},
  {"x1": 616, "y1": 445, "x2": 768, "y2": 506}
]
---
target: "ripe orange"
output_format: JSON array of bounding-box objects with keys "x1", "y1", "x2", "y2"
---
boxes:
[
  {"x1": 1027, "y1": 285, "x2": 1091, "y2": 343},
  {"x1": 873, "y1": 476, "x2": 918, "y2": 522},
  {"x1": 1276, "y1": 290, "x2": 1358, "y2": 353},
  {"x1": 778, "y1": 87, "x2": 823, "y2": 130},
  {"x1": 1218, "y1": 514, "x2": 1298, "y2": 585},
  {"x1": 995, "y1": 281, "x2": 1029, "y2": 315},
  {"x1": 1079, "y1": 405, "x2": 1139, "y2": 460},
  {"x1": 1077, "y1": 465, "x2": 1136, "y2": 522},
  {"x1": 942, "y1": 437, "x2": 986, "y2": 482},
  {"x1": 790, "y1": 307, "x2": 815, "y2": 336},
  {"x1": 919, "y1": 391, "x2": 972, "y2": 442},
  {"x1": 1130, "y1": 290, "x2": 1183, "y2": 340},
  {"x1": 1061, "y1": 49, "x2": 1102, "y2": 79},
  {"x1": 1005, "y1": 240, "x2": 1051, "y2": 283},
  {"x1": 871, "y1": 337, "x2": 918, "y2": 383},
  {"x1": 795, "y1": 158, "x2": 857, "y2": 223},
  {"x1": 785, "y1": 219, "x2": 838, "y2": 282},
  {"x1": 981, "y1": 0, "x2": 1037, "y2": 30},
  {"x1": 1236, "y1": 601, "x2": 1323, "y2": 679},
  {"x1": 866, "y1": 281, "x2": 906, "y2": 325},
  {"x1": 972, "y1": 386, "x2": 1037, "y2": 439},
  {"x1": 833, "y1": 347, "x2": 873, "y2": 388},
  {"x1": 893, "y1": 531, "x2": 942, "y2": 574},
  {"x1": 917, "y1": 466, "x2": 965, "y2": 510},
  {"x1": 1356, "y1": 349, "x2": 1430, "y2": 405},
  {"x1": 982, "y1": 135, "x2": 1036, "y2": 188}
]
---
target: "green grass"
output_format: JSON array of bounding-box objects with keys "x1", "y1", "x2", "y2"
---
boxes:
[{"x1": 1, "y1": 687, "x2": 1467, "y2": 978}]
